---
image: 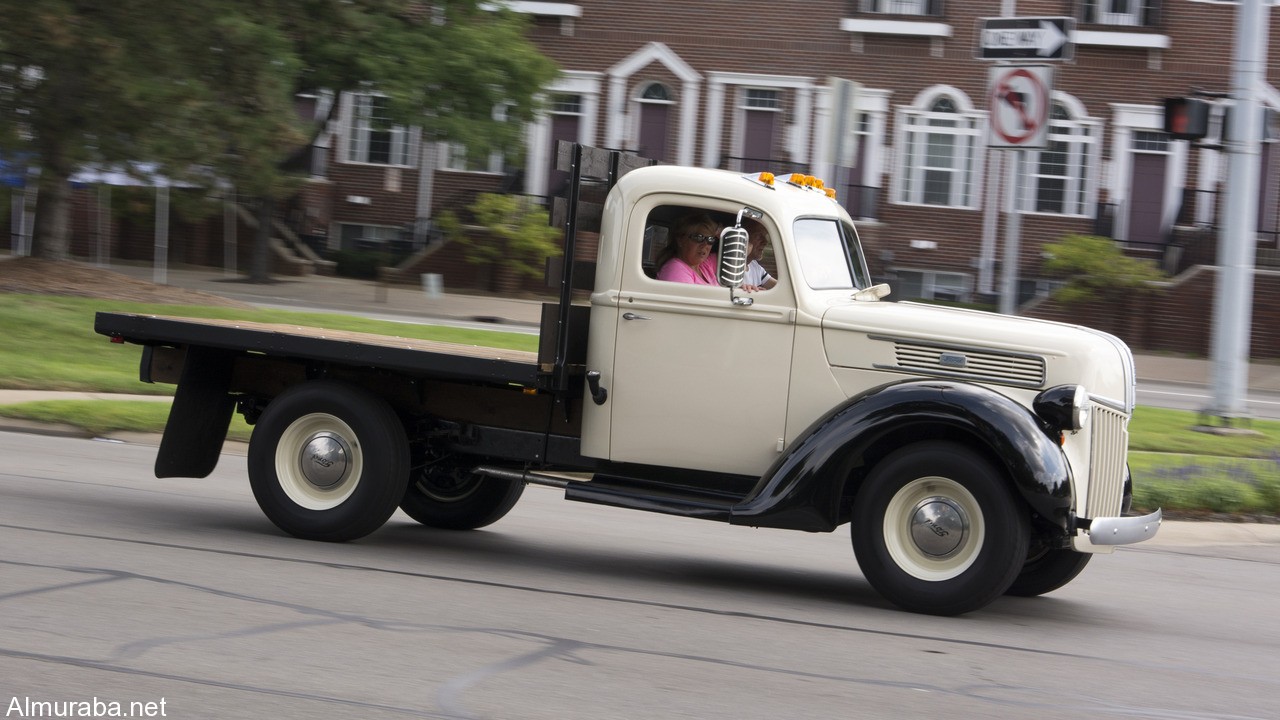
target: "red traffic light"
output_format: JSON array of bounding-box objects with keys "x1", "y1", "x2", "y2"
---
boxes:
[{"x1": 1164, "y1": 97, "x2": 1210, "y2": 140}]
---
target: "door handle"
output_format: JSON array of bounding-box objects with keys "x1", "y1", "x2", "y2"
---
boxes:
[{"x1": 622, "y1": 312, "x2": 651, "y2": 321}]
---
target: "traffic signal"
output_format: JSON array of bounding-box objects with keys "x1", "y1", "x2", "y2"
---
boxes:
[{"x1": 1163, "y1": 97, "x2": 1210, "y2": 140}]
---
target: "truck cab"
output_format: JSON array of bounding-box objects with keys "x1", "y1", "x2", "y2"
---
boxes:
[{"x1": 567, "y1": 160, "x2": 1157, "y2": 614}]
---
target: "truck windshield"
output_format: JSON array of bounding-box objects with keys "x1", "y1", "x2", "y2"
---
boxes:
[{"x1": 793, "y1": 218, "x2": 871, "y2": 290}]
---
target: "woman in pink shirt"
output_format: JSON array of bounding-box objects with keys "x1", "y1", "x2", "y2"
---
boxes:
[{"x1": 656, "y1": 213, "x2": 720, "y2": 285}]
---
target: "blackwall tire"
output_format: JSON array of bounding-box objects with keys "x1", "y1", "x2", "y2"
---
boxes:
[
  {"x1": 248, "y1": 381, "x2": 408, "y2": 542},
  {"x1": 1006, "y1": 548, "x2": 1092, "y2": 597},
  {"x1": 851, "y1": 441, "x2": 1029, "y2": 615},
  {"x1": 400, "y1": 461, "x2": 524, "y2": 530}
]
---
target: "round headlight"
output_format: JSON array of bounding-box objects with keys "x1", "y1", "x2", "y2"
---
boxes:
[
  {"x1": 1072, "y1": 384, "x2": 1091, "y2": 432},
  {"x1": 1033, "y1": 384, "x2": 1091, "y2": 433}
]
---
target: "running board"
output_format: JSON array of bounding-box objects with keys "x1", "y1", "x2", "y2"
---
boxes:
[{"x1": 471, "y1": 465, "x2": 738, "y2": 522}]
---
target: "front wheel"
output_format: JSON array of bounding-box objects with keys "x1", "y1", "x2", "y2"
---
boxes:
[
  {"x1": 1006, "y1": 547, "x2": 1092, "y2": 597},
  {"x1": 399, "y1": 459, "x2": 524, "y2": 530},
  {"x1": 248, "y1": 381, "x2": 408, "y2": 542},
  {"x1": 851, "y1": 441, "x2": 1029, "y2": 616}
]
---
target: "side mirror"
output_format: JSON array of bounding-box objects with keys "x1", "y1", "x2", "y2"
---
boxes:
[
  {"x1": 717, "y1": 225, "x2": 749, "y2": 288},
  {"x1": 716, "y1": 225, "x2": 753, "y2": 307},
  {"x1": 717, "y1": 207, "x2": 762, "y2": 307},
  {"x1": 853, "y1": 283, "x2": 891, "y2": 301}
]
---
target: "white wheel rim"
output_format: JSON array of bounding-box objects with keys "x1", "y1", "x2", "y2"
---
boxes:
[
  {"x1": 275, "y1": 413, "x2": 363, "y2": 511},
  {"x1": 883, "y1": 476, "x2": 985, "y2": 582}
]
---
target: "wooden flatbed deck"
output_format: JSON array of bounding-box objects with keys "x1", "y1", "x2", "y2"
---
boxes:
[{"x1": 95, "y1": 312, "x2": 542, "y2": 386}]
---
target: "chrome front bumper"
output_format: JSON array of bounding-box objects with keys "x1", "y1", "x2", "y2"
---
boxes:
[{"x1": 1084, "y1": 508, "x2": 1163, "y2": 546}]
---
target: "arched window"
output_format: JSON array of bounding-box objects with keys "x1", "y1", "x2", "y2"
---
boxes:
[
  {"x1": 1022, "y1": 97, "x2": 1098, "y2": 216},
  {"x1": 896, "y1": 89, "x2": 983, "y2": 208},
  {"x1": 640, "y1": 83, "x2": 673, "y2": 102}
]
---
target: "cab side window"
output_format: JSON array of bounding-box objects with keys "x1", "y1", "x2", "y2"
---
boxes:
[
  {"x1": 641, "y1": 205, "x2": 728, "y2": 286},
  {"x1": 641, "y1": 223, "x2": 670, "y2": 279},
  {"x1": 639, "y1": 204, "x2": 782, "y2": 292}
]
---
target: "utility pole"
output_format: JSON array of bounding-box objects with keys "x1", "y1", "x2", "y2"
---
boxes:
[{"x1": 1206, "y1": 0, "x2": 1268, "y2": 421}]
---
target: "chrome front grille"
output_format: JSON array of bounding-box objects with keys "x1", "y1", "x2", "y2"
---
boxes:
[
  {"x1": 1086, "y1": 404, "x2": 1129, "y2": 519},
  {"x1": 876, "y1": 339, "x2": 1047, "y2": 389}
]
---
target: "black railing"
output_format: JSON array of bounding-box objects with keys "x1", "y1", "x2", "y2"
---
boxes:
[
  {"x1": 851, "y1": 0, "x2": 944, "y2": 17},
  {"x1": 1078, "y1": 0, "x2": 1161, "y2": 29},
  {"x1": 1174, "y1": 188, "x2": 1219, "y2": 228},
  {"x1": 844, "y1": 184, "x2": 880, "y2": 221},
  {"x1": 719, "y1": 155, "x2": 810, "y2": 175},
  {"x1": 1094, "y1": 202, "x2": 1118, "y2": 239}
]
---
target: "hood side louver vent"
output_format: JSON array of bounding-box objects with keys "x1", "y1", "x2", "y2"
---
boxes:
[{"x1": 871, "y1": 336, "x2": 1047, "y2": 389}]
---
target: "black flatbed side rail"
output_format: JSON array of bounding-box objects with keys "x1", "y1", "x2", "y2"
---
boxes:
[{"x1": 94, "y1": 311, "x2": 540, "y2": 387}]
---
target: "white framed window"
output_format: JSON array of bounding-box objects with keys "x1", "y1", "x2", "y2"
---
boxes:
[
  {"x1": 1020, "y1": 99, "x2": 1099, "y2": 217},
  {"x1": 744, "y1": 88, "x2": 781, "y2": 110},
  {"x1": 1080, "y1": 0, "x2": 1163, "y2": 26},
  {"x1": 859, "y1": 0, "x2": 933, "y2": 15},
  {"x1": 895, "y1": 92, "x2": 984, "y2": 208},
  {"x1": 345, "y1": 94, "x2": 414, "y2": 167},
  {"x1": 1099, "y1": 0, "x2": 1140, "y2": 25},
  {"x1": 550, "y1": 93, "x2": 583, "y2": 114},
  {"x1": 1132, "y1": 129, "x2": 1169, "y2": 152}
]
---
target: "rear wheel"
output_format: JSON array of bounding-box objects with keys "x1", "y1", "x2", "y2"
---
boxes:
[
  {"x1": 851, "y1": 441, "x2": 1029, "y2": 615},
  {"x1": 248, "y1": 381, "x2": 408, "y2": 542},
  {"x1": 399, "y1": 458, "x2": 524, "y2": 530}
]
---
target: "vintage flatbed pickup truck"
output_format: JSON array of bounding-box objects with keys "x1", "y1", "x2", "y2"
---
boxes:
[{"x1": 96, "y1": 144, "x2": 1160, "y2": 615}]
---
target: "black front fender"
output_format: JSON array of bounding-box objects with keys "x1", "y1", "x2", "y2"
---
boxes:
[{"x1": 730, "y1": 380, "x2": 1074, "y2": 534}]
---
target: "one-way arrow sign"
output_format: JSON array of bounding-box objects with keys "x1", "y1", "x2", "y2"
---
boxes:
[{"x1": 977, "y1": 17, "x2": 1074, "y2": 61}]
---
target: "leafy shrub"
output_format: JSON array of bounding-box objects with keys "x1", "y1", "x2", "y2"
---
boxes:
[
  {"x1": 1188, "y1": 478, "x2": 1259, "y2": 513},
  {"x1": 331, "y1": 250, "x2": 391, "y2": 279},
  {"x1": 1254, "y1": 463, "x2": 1280, "y2": 513},
  {"x1": 445, "y1": 193, "x2": 562, "y2": 284},
  {"x1": 1042, "y1": 234, "x2": 1165, "y2": 305},
  {"x1": 1132, "y1": 477, "x2": 1265, "y2": 514}
]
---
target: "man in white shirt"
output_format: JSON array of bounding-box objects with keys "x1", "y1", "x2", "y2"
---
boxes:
[{"x1": 743, "y1": 219, "x2": 777, "y2": 291}]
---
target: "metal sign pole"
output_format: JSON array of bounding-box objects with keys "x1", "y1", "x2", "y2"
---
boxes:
[
  {"x1": 1207, "y1": 0, "x2": 1268, "y2": 420},
  {"x1": 154, "y1": 185, "x2": 170, "y2": 286},
  {"x1": 999, "y1": 150, "x2": 1023, "y2": 315}
]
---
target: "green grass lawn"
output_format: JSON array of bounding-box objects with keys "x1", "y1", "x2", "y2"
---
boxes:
[
  {"x1": 0, "y1": 294, "x2": 537, "y2": 394},
  {"x1": 1128, "y1": 406, "x2": 1280, "y2": 458}
]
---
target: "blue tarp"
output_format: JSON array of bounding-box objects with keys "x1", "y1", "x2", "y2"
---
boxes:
[{"x1": 0, "y1": 154, "x2": 30, "y2": 188}]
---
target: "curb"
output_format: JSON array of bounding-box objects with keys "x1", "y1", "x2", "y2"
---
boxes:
[{"x1": 0, "y1": 419, "x2": 247, "y2": 455}]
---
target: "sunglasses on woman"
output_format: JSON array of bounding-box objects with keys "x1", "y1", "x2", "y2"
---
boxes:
[{"x1": 688, "y1": 233, "x2": 718, "y2": 245}]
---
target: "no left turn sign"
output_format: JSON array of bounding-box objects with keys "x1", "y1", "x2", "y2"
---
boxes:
[{"x1": 986, "y1": 65, "x2": 1054, "y2": 148}]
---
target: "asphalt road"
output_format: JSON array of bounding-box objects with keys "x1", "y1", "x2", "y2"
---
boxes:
[{"x1": 3, "y1": 432, "x2": 1279, "y2": 720}]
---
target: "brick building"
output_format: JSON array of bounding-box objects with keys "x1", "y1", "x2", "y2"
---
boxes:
[{"x1": 63, "y1": 1, "x2": 1280, "y2": 354}]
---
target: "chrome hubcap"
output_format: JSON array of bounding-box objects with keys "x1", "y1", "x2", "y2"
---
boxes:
[
  {"x1": 909, "y1": 496, "x2": 969, "y2": 559},
  {"x1": 300, "y1": 431, "x2": 351, "y2": 490}
]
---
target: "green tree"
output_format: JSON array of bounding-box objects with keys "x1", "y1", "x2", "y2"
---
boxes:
[
  {"x1": 1043, "y1": 234, "x2": 1166, "y2": 304},
  {"x1": 445, "y1": 192, "x2": 561, "y2": 291},
  {"x1": 0, "y1": 1, "x2": 558, "y2": 279}
]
